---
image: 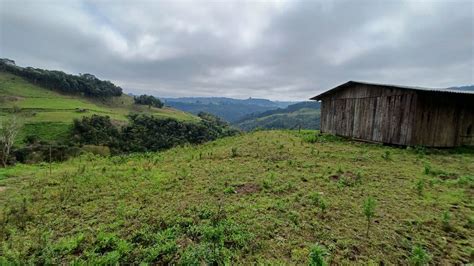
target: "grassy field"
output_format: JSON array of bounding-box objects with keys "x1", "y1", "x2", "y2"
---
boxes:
[
  {"x1": 0, "y1": 130, "x2": 472, "y2": 264},
  {"x1": 0, "y1": 72, "x2": 198, "y2": 143}
]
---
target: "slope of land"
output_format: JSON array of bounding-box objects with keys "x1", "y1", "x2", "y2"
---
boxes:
[
  {"x1": 163, "y1": 97, "x2": 295, "y2": 122},
  {"x1": 234, "y1": 101, "x2": 321, "y2": 131},
  {"x1": 0, "y1": 131, "x2": 472, "y2": 264},
  {"x1": 0, "y1": 72, "x2": 198, "y2": 143}
]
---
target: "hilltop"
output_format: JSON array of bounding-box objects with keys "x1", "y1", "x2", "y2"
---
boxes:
[
  {"x1": 234, "y1": 101, "x2": 321, "y2": 131},
  {"x1": 0, "y1": 131, "x2": 472, "y2": 264},
  {"x1": 0, "y1": 72, "x2": 197, "y2": 143}
]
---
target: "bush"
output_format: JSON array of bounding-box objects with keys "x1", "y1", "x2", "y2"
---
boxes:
[
  {"x1": 133, "y1": 94, "x2": 163, "y2": 108},
  {"x1": 71, "y1": 115, "x2": 120, "y2": 147}
]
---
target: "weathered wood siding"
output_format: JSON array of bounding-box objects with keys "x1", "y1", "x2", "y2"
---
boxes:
[
  {"x1": 320, "y1": 84, "x2": 417, "y2": 145},
  {"x1": 413, "y1": 92, "x2": 474, "y2": 147},
  {"x1": 319, "y1": 84, "x2": 474, "y2": 147}
]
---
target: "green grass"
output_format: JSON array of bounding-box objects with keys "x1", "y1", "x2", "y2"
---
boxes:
[
  {"x1": 0, "y1": 130, "x2": 473, "y2": 264},
  {"x1": 0, "y1": 71, "x2": 198, "y2": 143}
]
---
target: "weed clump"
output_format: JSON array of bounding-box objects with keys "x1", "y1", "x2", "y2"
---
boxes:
[
  {"x1": 309, "y1": 192, "x2": 328, "y2": 214},
  {"x1": 442, "y1": 210, "x2": 452, "y2": 232},
  {"x1": 409, "y1": 245, "x2": 430, "y2": 266},
  {"x1": 363, "y1": 196, "x2": 376, "y2": 238},
  {"x1": 230, "y1": 147, "x2": 238, "y2": 158},
  {"x1": 381, "y1": 150, "x2": 392, "y2": 161},
  {"x1": 308, "y1": 244, "x2": 328, "y2": 266},
  {"x1": 415, "y1": 179, "x2": 424, "y2": 196}
]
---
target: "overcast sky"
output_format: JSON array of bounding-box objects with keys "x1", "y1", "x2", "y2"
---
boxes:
[{"x1": 1, "y1": 0, "x2": 473, "y2": 100}]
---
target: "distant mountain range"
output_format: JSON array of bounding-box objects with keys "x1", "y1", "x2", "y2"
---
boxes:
[
  {"x1": 233, "y1": 101, "x2": 321, "y2": 131},
  {"x1": 449, "y1": 85, "x2": 474, "y2": 92},
  {"x1": 162, "y1": 97, "x2": 295, "y2": 122}
]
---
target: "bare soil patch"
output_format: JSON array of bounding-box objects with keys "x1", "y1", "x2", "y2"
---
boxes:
[{"x1": 235, "y1": 183, "x2": 261, "y2": 195}]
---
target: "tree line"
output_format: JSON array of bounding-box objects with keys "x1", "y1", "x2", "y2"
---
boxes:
[
  {"x1": 0, "y1": 58, "x2": 122, "y2": 97},
  {"x1": 71, "y1": 112, "x2": 238, "y2": 153}
]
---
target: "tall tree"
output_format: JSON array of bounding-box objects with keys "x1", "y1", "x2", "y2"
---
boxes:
[{"x1": 0, "y1": 116, "x2": 22, "y2": 167}]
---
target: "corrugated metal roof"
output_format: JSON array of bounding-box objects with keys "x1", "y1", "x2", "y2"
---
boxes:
[{"x1": 310, "y1": 81, "x2": 474, "y2": 100}]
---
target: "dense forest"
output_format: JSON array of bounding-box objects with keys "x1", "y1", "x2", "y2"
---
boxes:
[{"x1": 0, "y1": 58, "x2": 122, "y2": 97}]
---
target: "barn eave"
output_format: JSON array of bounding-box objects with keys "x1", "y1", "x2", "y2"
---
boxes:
[{"x1": 310, "y1": 81, "x2": 474, "y2": 101}]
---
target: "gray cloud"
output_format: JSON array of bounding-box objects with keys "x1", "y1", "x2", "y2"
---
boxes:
[{"x1": 1, "y1": 0, "x2": 472, "y2": 100}]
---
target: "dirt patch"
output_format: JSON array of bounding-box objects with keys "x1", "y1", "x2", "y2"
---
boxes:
[
  {"x1": 329, "y1": 172, "x2": 361, "y2": 186},
  {"x1": 0, "y1": 187, "x2": 6, "y2": 193},
  {"x1": 0, "y1": 95, "x2": 23, "y2": 102},
  {"x1": 330, "y1": 172, "x2": 358, "y2": 181},
  {"x1": 235, "y1": 183, "x2": 261, "y2": 195},
  {"x1": 439, "y1": 174, "x2": 458, "y2": 180}
]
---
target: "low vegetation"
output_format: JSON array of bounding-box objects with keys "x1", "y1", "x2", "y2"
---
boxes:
[{"x1": 1, "y1": 130, "x2": 472, "y2": 264}]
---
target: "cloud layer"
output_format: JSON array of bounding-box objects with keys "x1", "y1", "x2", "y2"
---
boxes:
[{"x1": 1, "y1": 0, "x2": 473, "y2": 100}]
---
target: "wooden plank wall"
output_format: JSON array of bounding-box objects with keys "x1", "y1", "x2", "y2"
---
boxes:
[
  {"x1": 319, "y1": 85, "x2": 474, "y2": 147},
  {"x1": 319, "y1": 84, "x2": 417, "y2": 145},
  {"x1": 413, "y1": 92, "x2": 474, "y2": 147}
]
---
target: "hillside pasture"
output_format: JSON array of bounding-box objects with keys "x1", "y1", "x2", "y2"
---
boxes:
[
  {"x1": 0, "y1": 131, "x2": 472, "y2": 264},
  {"x1": 0, "y1": 72, "x2": 198, "y2": 143}
]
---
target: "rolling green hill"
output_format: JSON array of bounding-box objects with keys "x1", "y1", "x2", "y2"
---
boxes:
[
  {"x1": 234, "y1": 101, "x2": 321, "y2": 131},
  {"x1": 0, "y1": 130, "x2": 472, "y2": 264},
  {"x1": 0, "y1": 72, "x2": 198, "y2": 143}
]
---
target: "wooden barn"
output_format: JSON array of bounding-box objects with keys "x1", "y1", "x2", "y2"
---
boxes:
[{"x1": 311, "y1": 81, "x2": 474, "y2": 147}]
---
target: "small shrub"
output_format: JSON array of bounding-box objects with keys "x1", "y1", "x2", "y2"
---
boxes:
[
  {"x1": 381, "y1": 150, "x2": 391, "y2": 161},
  {"x1": 457, "y1": 175, "x2": 473, "y2": 188},
  {"x1": 363, "y1": 196, "x2": 376, "y2": 238},
  {"x1": 423, "y1": 163, "x2": 431, "y2": 175},
  {"x1": 466, "y1": 216, "x2": 474, "y2": 229},
  {"x1": 309, "y1": 193, "x2": 328, "y2": 214},
  {"x1": 262, "y1": 179, "x2": 273, "y2": 190},
  {"x1": 415, "y1": 179, "x2": 424, "y2": 196},
  {"x1": 309, "y1": 192, "x2": 322, "y2": 206},
  {"x1": 231, "y1": 147, "x2": 238, "y2": 158},
  {"x1": 308, "y1": 244, "x2": 328, "y2": 266},
  {"x1": 318, "y1": 198, "x2": 327, "y2": 213},
  {"x1": 414, "y1": 145, "x2": 427, "y2": 156},
  {"x1": 409, "y1": 245, "x2": 430, "y2": 266},
  {"x1": 442, "y1": 210, "x2": 451, "y2": 231},
  {"x1": 303, "y1": 134, "x2": 318, "y2": 143},
  {"x1": 224, "y1": 187, "x2": 236, "y2": 194}
]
